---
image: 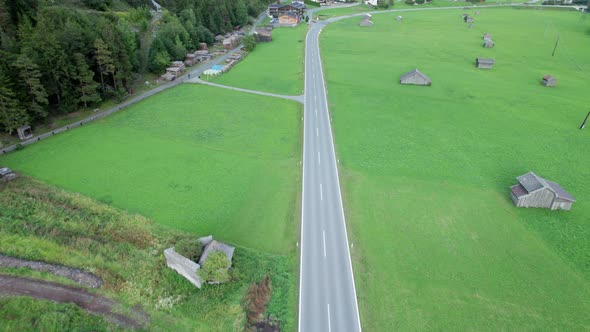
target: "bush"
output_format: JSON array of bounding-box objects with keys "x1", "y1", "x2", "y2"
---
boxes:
[
  {"x1": 174, "y1": 238, "x2": 202, "y2": 261},
  {"x1": 243, "y1": 34, "x2": 257, "y2": 52},
  {"x1": 198, "y1": 251, "x2": 231, "y2": 283}
]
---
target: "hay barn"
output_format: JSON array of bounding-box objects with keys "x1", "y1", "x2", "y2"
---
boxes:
[
  {"x1": 510, "y1": 172, "x2": 575, "y2": 211},
  {"x1": 400, "y1": 68, "x2": 432, "y2": 86}
]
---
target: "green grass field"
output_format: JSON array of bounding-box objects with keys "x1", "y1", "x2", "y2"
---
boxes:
[
  {"x1": 0, "y1": 84, "x2": 302, "y2": 255},
  {"x1": 321, "y1": 8, "x2": 590, "y2": 330},
  {"x1": 212, "y1": 25, "x2": 307, "y2": 95},
  {"x1": 0, "y1": 178, "x2": 296, "y2": 331}
]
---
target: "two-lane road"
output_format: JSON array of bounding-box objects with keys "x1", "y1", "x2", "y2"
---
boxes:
[{"x1": 299, "y1": 22, "x2": 362, "y2": 332}]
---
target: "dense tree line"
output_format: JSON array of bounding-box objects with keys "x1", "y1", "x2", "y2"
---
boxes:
[{"x1": 0, "y1": 0, "x2": 270, "y2": 134}]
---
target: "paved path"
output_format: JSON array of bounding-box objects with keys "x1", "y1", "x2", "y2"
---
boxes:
[
  {"x1": 186, "y1": 78, "x2": 304, "y2": 103},
  {"x1": 298, "y1": 19, "x2": 361, "y2": 332},
  {"x1": 0, "y1": 274, "x2": 148, "y2": 329}
]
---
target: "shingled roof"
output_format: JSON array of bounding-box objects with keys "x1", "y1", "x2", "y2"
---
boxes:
[
  {"x1": 400, "y1": 68, "x2": 431, "y2": 83},
  {"x1": 515, "y1": 172, "x2": 575, "y2": 202}
]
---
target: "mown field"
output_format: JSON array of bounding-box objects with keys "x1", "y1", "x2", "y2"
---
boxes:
[
  {"x1": 212, "y1": 25, "x2": 307, "y2": 95},
  {"x1": 0, "y1": 84, "x2": 301, "y2": 255},
  {"x1": 321, "y1": 8, "x2": 590, "y2": 330},
  {"x1": 0, "y1": 178, "x2": 296, "y2": 331}
]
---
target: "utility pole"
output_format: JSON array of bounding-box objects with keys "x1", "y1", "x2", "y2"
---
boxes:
[
  {"x1": 580, "y1": 111, "x2": 590, "y2": 129},
  {"x1": 552, "y1": 33, "x2": 560, "y2": 57}
]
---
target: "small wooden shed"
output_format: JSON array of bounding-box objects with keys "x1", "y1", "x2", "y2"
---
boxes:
[
  {"x1": 255, "y1": 28, "x2": 272, "y2": 42},
  {"x1": 482, "y1": 33, "x2": 492, "y2": 41},
  {"x1": 483, "y1": 40, "x2": 495, "y2": 48},
  {"x1": 17, "y1": 125, "x2": 33, "y2": 140},
  {"x1": 400, "y1": 68, "x2": 432, "y2": 86},
  {"x1": 475, "y1": 58, "x2": 495, "y2": 69},
  {"x1": 510, "y1": 172, "x2": 575, "y2": 211},
  {"x1": 542, "y1": 75, "x2": 557, "y2": 87},
  {"x1": 359, "y1": 16, "x2": 374, "y2": 27},
  {"x1": 464, "y1": 16, "x2": 473, "y2": 23}
]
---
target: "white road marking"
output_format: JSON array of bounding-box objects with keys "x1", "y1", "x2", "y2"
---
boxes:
[
  {"x1": 316, "y1": 127, "x2": 319, "y2": 137},
  {"x1": 318, "y1": 151, "x2": 321, "y2": 164},
  {"x1": 323, "y1": 230, "x2": 327, "y2": 258},
  {"x1": 320, "y1": 183, "x2": 323, "y2": 201},
  {"x1": 327, "y1": 303, "x2": 332, "y2": 332}
]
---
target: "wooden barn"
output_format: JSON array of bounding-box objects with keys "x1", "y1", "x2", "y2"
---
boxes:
[
  {"x1": 359, "y1": 15, "x2": 373, "y2": 27},
  {"x1": 464, "y1": 15, "x2": 473, "y2": 23},
  {"x1": 483, "y1": 39, "x2": 495, "y2": 48},
  {"x1": 475, "y1": 58, "x2": 494, "y2": 69},
  {"x1": 255, "y1": 28, "x2": 272, "y2": 42},
  {"x1": 510, "y1": 172, "x2": 575, "y2": 211},
  {"x1": 483, "y1": 33, "x2": 492, "y2": 41},
  {"x1": 542, "y1": 75, "x2": 557, "y2": 87},
  {"x1": 278, "y1": 11, "x2": 300, "y2": 25},
  {"x1": 400, "y1": 68, "x2": 432, "y2": 86}
]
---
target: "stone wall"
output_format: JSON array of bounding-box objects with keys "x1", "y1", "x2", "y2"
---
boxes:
[{"x1": 164, "y1": 248, "x2": 202, "y2": 288}]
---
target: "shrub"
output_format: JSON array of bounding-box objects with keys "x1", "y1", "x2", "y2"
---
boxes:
[
  {"x1": 198, "y1": 251, "x2": 231, "y2": 283},
  {"x1": 174, "y1": 238, "x2": 202, "y2": 261}
]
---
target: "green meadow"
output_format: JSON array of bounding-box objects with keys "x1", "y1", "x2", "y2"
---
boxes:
[
  {"x1": 321, "y1": 8, "x2": 590, "y2": 330},
  {"x1": 0, "y1": 84, "x2": 302, "y2": 255},
  {"x1": 212, "y1": 25, "x2": 307, "y2": 95}
]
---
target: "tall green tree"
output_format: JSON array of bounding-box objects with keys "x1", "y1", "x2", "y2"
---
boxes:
[
  {"x1": 73, "y1": 53, "x2": 101, "y2": 108},
  {"x1": 235, "y1": 0, "x2": 249, "y2": 26},
  {"x1": 13, "y1": 54, "x2": 48, "y2": 118},
  {"x1": 0, "y1": 72, "x2": 28, "y2": 134},
  {"x1": 94, "y1": 38, "x2": 115, "y2": 92}
]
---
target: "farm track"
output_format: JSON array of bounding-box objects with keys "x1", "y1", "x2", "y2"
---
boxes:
[{"x1": 0, "y1": 274, "x2": 149, "y2": 329}]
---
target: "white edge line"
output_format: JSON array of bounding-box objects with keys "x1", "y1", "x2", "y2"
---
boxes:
[
  {"x1": 316, "y1": 28, "x2": 363, "y2": 332},
  {"x1": 298, "y1": 27, "x2": 312, "y2": 332}
]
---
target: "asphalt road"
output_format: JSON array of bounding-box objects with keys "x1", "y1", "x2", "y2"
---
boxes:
[{"x1": 298, "y1": 22, "x2": 361, "y2": 332}]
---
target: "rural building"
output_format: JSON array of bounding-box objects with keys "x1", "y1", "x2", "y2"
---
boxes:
[
  {"x1": 17, "y1": 125, "x2": 33, "y2": 140},
  {"x1": 542, "y1": 75, "x2": 557, "y2": 87},
  {"x1": 198, "y1": 42, "x2": 208, "y2": 50},
  {"x1": 268, "y1": 3, "x2": 306, "y2": 18},
  {"x1": 483, "y1": 33, "x2": 492, "y2": 41},
  {"x1": 279, "y1": 12, "x2": 300, "y2": 25},
  {"x1": 166, "y1": 67, "x2": 182, "y2": 76},
  {"x1": 396, "y1": 15, "x2": 403, "y2": 22},
  {"x1": 359, "y1": 15, "x2": 374, "y2": 27},
  {"x1": 483, "y1": 39, "x2": 495, "y2": 48},
  {"x1": 0, "y1": 167, "x2": 18, "y2": 182},
  {"x1": 400, "y1": 68, "x2": 432, "y2": 86},
  {"x1": 510, "y1": 172, "x2": 575, "y2": 211},
  {"x1": 475, "y1": 58, "x2": 495, "y2": 69},
  {"x1": 365, "y1": 0, "x2": 378, "y2": 6},
  {"x1": 184, "y1": 53, "x2": 196, "y2": 66},
  {"x1": 464, "y1": 15, "x2": 473, "y2": 23},
  {"x1": 255, "y1": 28, "x2": 272, "y2": 42}
]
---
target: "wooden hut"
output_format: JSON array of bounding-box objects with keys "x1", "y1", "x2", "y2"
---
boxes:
[
  {"x1": 475, "y1": 58, "x2": 494, "y2": 69},
  {"x1": 0, "y1": 167, "x2": 18, "y2": 182},
  {"x1": 483, "y1": 39, "x2": 495, "y2": 48},
  {"x1": 400, "y1": 68, "x2": 432, "y2": 86},
  {"x1": 255, "y1": 28, "x2": 272, "y2": 42},
  {"x1": 464, "y1": 15, "x2": 473, "y2": 23},
  {"x1": 359, "y1": 17, "x2": 374, "y2": 27},
  {"x1": 17, "y1": 125, "x2": 33, "y2": 140},
  {"x1": 510, "y1": 172, "x2": 575, "y2": 211},
  {"x1": 542, "y1": 75, "x2": 557, "y2": 87},
  {"x1": 483, "y1": 33, "x2": 492, "y2": 41}
]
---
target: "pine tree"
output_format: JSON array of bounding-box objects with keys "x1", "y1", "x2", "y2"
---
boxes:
[
  {"x1": 94, "y1": 38, "x2": 115, "y2": 93},
  {"x1": 235, "y1": 0, "x2": 248, "y2": 26},
  {"x1": 13, "y1": 54, "x2": 48, "y2": 118},
  {"x1": 0, "y1": 72, "x2": 28, "y2": 134},
  {"x1": 73, "y1": 53, "x2": 101, "y2": 108}
]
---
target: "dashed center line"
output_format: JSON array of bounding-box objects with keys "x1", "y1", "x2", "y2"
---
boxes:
[
  {"x1": 320, "y1": 183, "x2": 323, "y2": 201},
  {"x1": 316, "y1": 127, "x2": 319, "y2": 137},
  {"x1": 323, "y1": 230, "x2": 327, "y2": 258},
  {"x1": 327, "y1": 303, "x2": 332, "y2": 332},
  {"x1": 318, "y1": 151, "x2": 321, "y2": 164}
]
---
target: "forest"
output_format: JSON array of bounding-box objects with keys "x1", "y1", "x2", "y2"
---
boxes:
[{"x1": 0, "y1": 0, "x2": 271, "y2": 134}]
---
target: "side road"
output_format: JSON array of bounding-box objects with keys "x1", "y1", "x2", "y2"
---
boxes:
[{"x1": 187, "y1": 77, "x2": 304, "y2": 103}]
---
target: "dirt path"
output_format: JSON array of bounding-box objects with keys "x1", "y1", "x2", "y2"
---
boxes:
[
  {"x1": 0, "y1": 274, "x2": 149, "y2": 329},
  {"x1": 0, "y1": 255, "x2": 103, "y2": 288}
]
